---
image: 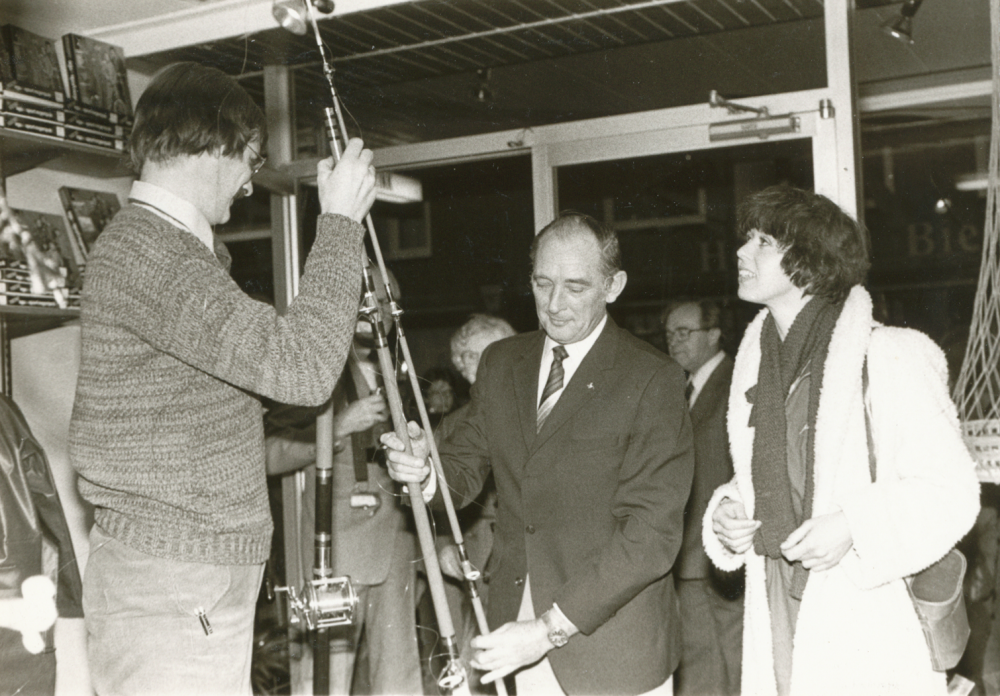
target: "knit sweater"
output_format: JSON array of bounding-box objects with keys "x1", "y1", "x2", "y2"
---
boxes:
[{"x1": 70, "y1": 205, "x2": 363, "y2": 565}]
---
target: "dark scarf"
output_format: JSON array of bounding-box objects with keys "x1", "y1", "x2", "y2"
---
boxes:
[{"x1": 749, "y1": 296, "x2": 843, "y2": 599}]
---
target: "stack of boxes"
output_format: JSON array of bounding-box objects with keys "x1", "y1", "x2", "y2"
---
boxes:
[{"x1": 0, "y1": 24, "x2": 132, "y2": 153}]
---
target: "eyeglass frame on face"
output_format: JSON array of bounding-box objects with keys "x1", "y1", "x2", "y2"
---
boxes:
[
  {"x1": 665, "y1": 326, "x2": 712, "y2": 342},
  {"x1": 246, "y1": 143, "x2": 267, "y2": 177}
]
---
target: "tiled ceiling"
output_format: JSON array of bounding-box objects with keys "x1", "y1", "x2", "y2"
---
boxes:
[
  {"x1": 131, "y1": 0, "x2": 988, "y2": 149},
  {"x1": 148, "y1": 0, "x2": 862, "y2": 82}
]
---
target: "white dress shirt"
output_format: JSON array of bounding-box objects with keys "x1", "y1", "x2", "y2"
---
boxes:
[
  {"x1": 688, "y1": 349, "x2": 725, "y2": 407},
  {"x1": 129, "y1": 180, "x2": 215, "y2": 251},
  {"x1": 536, "y1": 314, "x2": 608, "y2": 407}
]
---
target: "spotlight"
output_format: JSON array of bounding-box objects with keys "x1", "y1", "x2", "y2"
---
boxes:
[
  {"x1": 273, "y1": 0, "x2": 308, "y2": 35},
  {"x1": 272, "y1": 0, "x2": 335, "y2": 36},
  {"x1": 882, "y1": 0, "x2": 924, "y2": 44},
  {"x1": 934, "y1": 197, "x2": 952, "y2": 215}
]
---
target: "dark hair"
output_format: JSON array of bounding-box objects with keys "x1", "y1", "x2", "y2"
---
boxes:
[
  {"x1": 420, "y1": 365, "x2": 467, "y2": 412},
  {"x1": 128, "y1": 62, "x2": 267, "y2": 174},
  {"x1": 661, "y1": 299, "x2": 721, "y2": 331},
  {"x1": 736, "y1": 185, "x2": 870, "y2": 304},
  {"x1": 530, "y1": 211, "x2": 622, "y2": 279}
]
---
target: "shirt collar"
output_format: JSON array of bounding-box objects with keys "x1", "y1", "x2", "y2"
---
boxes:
[
  {"x1": 689, "y1": 349, "x2": 725, "y2": 405},
  {"x1": 543, "y1": 314, "x2": 607, "y2": 363},
  {"x1": 129, "y1": 180, "x2": 215, "y2": 250},
  {"x1": 541, "y1": 313, "x2": 608, "y2": 392}
]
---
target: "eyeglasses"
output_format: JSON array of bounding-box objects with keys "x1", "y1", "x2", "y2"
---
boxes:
[
  {"x1": 460, "y1": 350, "x2": 481, "y2": 365},
  {"x1": 665, "y1": 327, "x2": 710, "y2": 341},
  {"x1": 246, "y1": 143, "x2": 267, "y2": 177}
]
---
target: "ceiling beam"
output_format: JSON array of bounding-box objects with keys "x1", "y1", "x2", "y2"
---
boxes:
[{"x1": 84, "y1": 0, "x2": 412, "y2": 59}]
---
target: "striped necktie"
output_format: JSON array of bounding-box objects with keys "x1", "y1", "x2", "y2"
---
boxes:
[{"x1": 537, "y1": 345, "x2": 569, "y2": 432}]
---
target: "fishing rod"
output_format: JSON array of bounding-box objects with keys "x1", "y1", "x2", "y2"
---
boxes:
[
  {"x1": 274, "y1": 389, "x2": 359, "y2": 695},
  {"x1": 276, "y1": 2, "x2": 505, "y2": 695}
]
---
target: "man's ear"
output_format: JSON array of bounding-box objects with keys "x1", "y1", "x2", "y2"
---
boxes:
[
  {"x1": 708, "y1": 327, "x2": 722, "y2": 347},
  {"x1": 605, "y1": 270, "x2": 627, "y2": 304}
]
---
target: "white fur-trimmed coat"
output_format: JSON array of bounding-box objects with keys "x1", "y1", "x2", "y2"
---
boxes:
[{"x1": 703, "y1": 286, "x2": 981, "y2": 696}]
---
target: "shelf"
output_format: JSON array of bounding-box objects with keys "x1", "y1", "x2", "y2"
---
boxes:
[
  {"x1": 0, "y1": 305, "x2": 80, "y2": 339},
  {"x1": 0, "y1": 127, "x2": 130, "y2": 179}
]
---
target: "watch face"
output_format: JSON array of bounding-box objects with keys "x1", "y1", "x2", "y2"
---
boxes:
[{"x1": 548, "y1": 629, "x2": 569, "y2": 648}]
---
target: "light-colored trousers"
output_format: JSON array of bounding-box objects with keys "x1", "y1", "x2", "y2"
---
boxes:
[
  {"x1": 514, "y1": 576, "x2": 674, "y2": 696},
  {"x1": 83, "y1": 525, "x2": 263, "y2": 696}
]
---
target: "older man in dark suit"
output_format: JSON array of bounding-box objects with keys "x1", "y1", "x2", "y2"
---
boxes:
[
  {"x1": 664, "y1": 299, "x2": 742, "y2": 696},
  {"x1": 384, "y1": 212, "x2": 694, "y2": 696}
]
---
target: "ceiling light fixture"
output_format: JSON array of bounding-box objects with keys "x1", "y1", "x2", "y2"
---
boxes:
[
  {"x1": 956, "y1": 173, "x2": 989, "y2": 192},
  {"x1": 882, "y1": 0, "x2": 924, "y2": 45},
  {"x1": 272, "y1": 0, "x2": 335, "y2": 36}
]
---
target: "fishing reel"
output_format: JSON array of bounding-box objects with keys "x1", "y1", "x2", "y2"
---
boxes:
[{"x1": 275, "y1": 575, "x2": 358, "y2": 631}]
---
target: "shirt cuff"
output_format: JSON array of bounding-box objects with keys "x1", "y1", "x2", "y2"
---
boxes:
[
  {"x1": 403, "y1": 461, "x2": 437, "y2": 503},
  {"x1": 421, "y1": 463, "x2": 438, "y2": 502},
  {"x1": 547, "y1": 603, "x2": 579, "y2": 637}
]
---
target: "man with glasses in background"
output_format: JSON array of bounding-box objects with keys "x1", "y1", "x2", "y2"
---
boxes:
[{"x1": 663, "y1": 300, "x2": 743, "y2": 696}]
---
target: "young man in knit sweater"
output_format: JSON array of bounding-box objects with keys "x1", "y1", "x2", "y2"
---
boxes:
[{"x1": 69, "y1": 62, "x2": 377, "y2": 695}]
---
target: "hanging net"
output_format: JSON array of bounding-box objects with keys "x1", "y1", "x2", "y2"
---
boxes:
[{"x1": 952, "y1": 0, "x2": 1000, "y2": 484}]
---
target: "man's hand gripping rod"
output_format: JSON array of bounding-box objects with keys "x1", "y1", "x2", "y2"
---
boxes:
[{"x1": 296, "y1": 2, "x2": 502, "y2": 693}]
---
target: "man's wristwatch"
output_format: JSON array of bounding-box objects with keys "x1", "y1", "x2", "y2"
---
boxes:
[{"x1": 541, "y1": 610, "x2": 569, "y2": 648}]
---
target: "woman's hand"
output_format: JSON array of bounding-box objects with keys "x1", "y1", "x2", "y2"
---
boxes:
[
  {"x1": 712, "y1": 498, "x2": 760, "y2": 554},
  {"x1": 781, "y1": 511, "x2": 853, "y2": 572}
]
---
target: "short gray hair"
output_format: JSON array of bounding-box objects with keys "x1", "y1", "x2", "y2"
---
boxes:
[
  {"x1": 530, "y1": 212, "x2": 622, "y2": 279},
  {"x1": 450, "y1": 314, "x2": 515, "y2": 358}
]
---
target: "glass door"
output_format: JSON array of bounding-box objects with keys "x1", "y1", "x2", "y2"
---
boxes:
[
  {"x1": 555, "y1": 137, "x2": 813, "y2": 349},
  {"x1": 521, "y1": 98, "x2": 837, "y2": 347}
]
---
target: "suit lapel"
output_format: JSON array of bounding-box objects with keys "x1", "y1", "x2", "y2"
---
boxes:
[
  {"x1": 514, "y1": 331, "x2": 546, "y2": 451},
  {"x1": 532, "y1": 320, "x2": 618, "y2": 451},
  {"x1": 689, "y1": 355, "x2": 732, "y2": 427}
]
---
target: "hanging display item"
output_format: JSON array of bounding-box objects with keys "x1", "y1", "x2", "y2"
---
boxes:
[{"x1": 953, "y1": 0, "x2": 1000, "y2": 485}]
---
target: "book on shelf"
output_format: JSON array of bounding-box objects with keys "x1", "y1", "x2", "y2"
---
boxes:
[
  {"x1": 1, "y1": 93, "x2": 130, "y2": 135},
  {"x1": 63, "y1": 126, "x2": 126, "y2": 151},
  {"x1": 0, "y1": 260, "x2": 76, "y2": 282},
  {"x1": 62, "y1": 34, "x2": 132, "y2": 123},
  {"x1": 0, "y1": 285, "x2": 81, "y2": 308},
  {"x1": 0, "y1": 25, "x2": 65, "y2": 104},
  {"x1": 0, "y1": 276, "x2": 80, "y2": 299},
  {"x1": 0, "y1": 111, "x2": 64, "y2": 138},
  {"x1": 57, "y1": 187, "x2": 121, "y2": 261},
  {"x1": 63, "y1": 107, "x2": 128, "y2": 136},
  {"x1": 0, "y1": 111, "x2": 128, "y2": 155},
  {"x1": 0, "y1": 94, "x2": 64, "y2": 121},
  {"x1": 8, "y1": 208, "x2": 81, "y2": 288}
]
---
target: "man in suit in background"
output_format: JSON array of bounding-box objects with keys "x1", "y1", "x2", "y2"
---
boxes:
[
  {"x1": 664, "y1": 300, "x2": 742, "y2": 696},
  {"x1": 384, "y1": 212, "x2": 694, "y2": 696},
  {"x1": 266, "y1": 268, "x2": 421, "y2": 695}
]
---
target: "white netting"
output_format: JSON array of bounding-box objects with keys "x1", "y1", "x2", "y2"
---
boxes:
[{"x1": 952, "y1": 0, "x2": 1000, "y2": 483}]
